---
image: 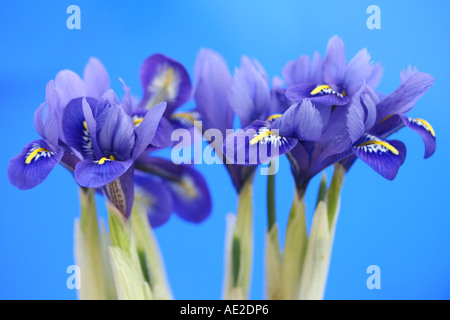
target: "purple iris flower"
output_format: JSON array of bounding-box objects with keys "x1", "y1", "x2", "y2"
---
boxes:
[
  {"x1": 285, "y1": 35, "x2": 383, "y2": 108},
  {"x1": 221, "y1": 54, "x2": 323, "y2": 171},
  {"x1": 8, "y1": 58, "x2": 113, "y2": 190},
  {"x1": 61, "y1": 89, "x2": 166, "y2": 218},
  {"x1": 342, "y1": 67, "x2": 435, "y2": 179},
  {"x1": 122, "y1": 53, "x2": 213, "y2": 225}
]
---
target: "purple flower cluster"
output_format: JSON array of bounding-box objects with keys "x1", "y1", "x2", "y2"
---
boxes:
[
  {"x1": 8, "y1": 57, "x2": 211, "y2": 226},
  {"x1": 221, "y1": 36, "x2": 435, "y2": 191},
  {"x1": 8, "y1": 35, "x2": 436, "y2": 224}
]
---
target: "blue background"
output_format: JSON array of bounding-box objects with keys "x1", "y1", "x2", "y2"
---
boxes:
[{"x1": 1, "y1": 0, "x2": 449, "y2": 300}]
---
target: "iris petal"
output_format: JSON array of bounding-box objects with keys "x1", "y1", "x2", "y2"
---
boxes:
[
  {"x1": 223, "y1": 120, "x2": 297, "y2": 166},
  {"x1": 74, "y1": 158, "x2": 133, "y2": 188},
  {"x1": 139, "y1": 54, "x2": 191, "y2": 115},
  {"x1": 402, "y1": 116, "x2": 436, "y2": 159},
  {"x1": 134, "y1": 173, "x2": 174, "y2": 228},
  {"x1": 352, "y1": 134, "x2": 406, "y2": 180},
  {"x1": 8, "y1": 139, "x2": 63, "y2": 190},
  {"x1": 166, "y1": 165, "x2": 212, "y2": 223}
]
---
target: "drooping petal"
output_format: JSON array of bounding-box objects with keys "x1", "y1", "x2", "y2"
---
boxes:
[
  {"x1": 402, "y1": 116, "x2": 436, "y2": 158},
  {"x1": 166, "y1": 165, "x2": 212, "y2": 223},
  {"x1": 139, "y1": 54, "x2": 191, "y2": 115},
  {"x1": 134, "y1": 173, "x2": 173, "y2": 228},
  {"x1": 74, "y1": 158, "x2": 134, "y2": 188},
  {"x1": 135, "y1": 156, "x2": 185, "y2": 180},
  {"x1": 228, "y1": 56, "x2": 271, "y2": 128},
  {"x1": 272, "y1": 100, "x2": 323, "y2": 141},
  {"x1": 286, "y1": 83, "x2": 350, "y2": 106},
  {"x1": 83, "y1": 57, "x2": 110, "y2": 99},
  {"x1": 54, "y1": 69, "x2": 87, "y2": 109},
  {"x1": 194, "y1": 49, "x2": 233, "y2": 136},
  {"x1": 132, "y1": 102, "x2": 166, "y2": 159},
  {"x1": 376, "y1": 72, "x2": 434, "y2": 122},
  {"x1": 323, "y1": 35, "x2": 347, "y2": 85},
  {"x1": 352, "y1": 134, "x2": 406, "y2": 180},
  {"x1": 223, "y1": 120, "x2": 298, "y2": 165},
  {"x1": 8, "y1": 139, "x2": 63, "y2": 190},
  {"x1": 62, "y1": 97, "x2": 98, "y2": 159},
  {"x1": 102, "y1": 167, "x2": 134, "y2": 219}
]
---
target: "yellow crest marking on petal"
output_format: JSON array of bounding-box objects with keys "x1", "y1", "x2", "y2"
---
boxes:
[
  {"x1": 341, "y1": 90, "x2": 347, "y2": 96},
  {"x1": 83, "y1": 121, "x2": 89, "y2": 133},
  {"x1": 358, "y1": 140, "x2": 400, "y2": 155},
  {"x1": 133, "y1": 118, "x2": 143, "y2": 127},
  {"x1": 310, "y1": 85, "x2": 332, "y2": 96},
  {"x1": 25, "y1": 148, "x2": 49, "y2": 164},
  {"x1": 266, "y1": 114, "x2": 282, "y2": 121},
  {"x1": 250, "y1": 130, "x2": 272, "y2": 145},
  {"x1": 98, "y1": 155, "x2": 115, "y2": 165},
  {"x1": 414, "y1": 118, "x2": 436, "y2": 137}
]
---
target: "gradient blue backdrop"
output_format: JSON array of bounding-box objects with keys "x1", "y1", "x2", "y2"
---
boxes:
[{"x1": 1, "y1": 0, "x2": 449, "y2": 300}]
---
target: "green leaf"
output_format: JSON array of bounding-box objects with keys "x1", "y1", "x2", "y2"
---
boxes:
[
  {"x1": 75, "y1": 188, "x2": 115, "y2": 300},
  {"x1": 265, "y1": 224, "x2": 282, "y2": 300},
  {"x1": 223, "y1": 178, "x2": 254, "y2": 300},
  {"x1": 327, "y1": 163, "x2": 345, "y2": 233},
  {"x1": 281, "y1": 190, "x2": 307, "y2": 300},
  {"x1": 297, "y1": 201, "x2": 331, "y2": 300},
  {"x1": 130, "y1": 205, "x2": 173, "y2": 299}
]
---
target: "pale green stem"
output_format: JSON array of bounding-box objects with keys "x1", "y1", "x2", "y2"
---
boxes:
[
  {"x1": 75, "y1": 188, "x2": 116, "y2": 300},
  {"x1": 130, "y1": 205, "x2": 172, "y2": 299},
  {"x1": 297, "y1": 163, "x2": 345, "y2": 300},
  {"x1": 224, "y1": 179, "x2": 254, "y2": 300},
  {"x1": 107, "y1": 203, "x2": 153, "y2": 300},
  {"x1": 280, "y1": 188, "x2": 307, "y2": 300}
]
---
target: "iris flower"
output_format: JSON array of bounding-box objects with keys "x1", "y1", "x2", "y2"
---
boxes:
[
  {"x1": 127, "y1": 53, "x2": 213, "y2": 225},
  {"x1": 9, "y1": 57, "x2": 212, "y2": 225}
]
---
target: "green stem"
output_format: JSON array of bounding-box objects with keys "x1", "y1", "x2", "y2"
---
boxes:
[
  {"x1": 131, "y1": 205, "x2": 172, "y2": 299},
  {"x1": 267, "y1": 167, "x2": 276, "y2": 231},
  {"x1": 76, "y1": 188, "x2": 115, "y2": 300},
  {"x1": 224, "y1": 178, "x2": 254, "y2": 300}
]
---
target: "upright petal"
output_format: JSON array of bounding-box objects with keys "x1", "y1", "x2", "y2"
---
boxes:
[
  {"x1": 402, "y1": 116, "x2": 436, "y2": 158},
  {"x1": 228, "y1": 56, "x2": 271, "y2": 128},
  {"x1": 8, "y1": 139, "x2": 63, "y2": 190},
  {"x1": 376, "y1": 72, "x2": 434, "y2": 122},
  {"x1": 344, "y1": 48, "x2": 373, "y2": 96},
  {"x1": 83, "y1": 57, "x2": 110, "y2": 99},
  {"x1": 194, "y1": 49, "x2": 233, "y2": 136},
  {"x1": 323, "y1": 36, "x2": 347, "y2": 85},
  {"x1": 62, "y1": 97, "x2": 98, "y2": 159},
  {"x1": 352, "y1": 134, "x2": 406, "y2": 180},
  {"x1": 132, "y1": 102, "x2": 166, "y2": 159},
  {"x1": 139, "y1": 54, "x2": 191, "y2": 115},
  {"x1": 272, "y1": 100, "x2": 323, "y2": 141},
  {"x1": 54, "y1": 69, "x2": 87, "y2": 109},
  {"x1": 97, "y1": 105, "x2": 135, "y2": 160}
]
